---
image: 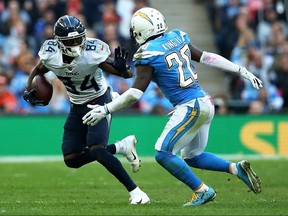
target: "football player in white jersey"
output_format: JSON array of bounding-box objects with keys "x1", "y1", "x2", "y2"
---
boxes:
[
  {"x1": 23, "y1": 15, "x2": 150, "y2": 204},
  {"x1": 82, "y1": 8, "x2": 262, "y2": 206}
]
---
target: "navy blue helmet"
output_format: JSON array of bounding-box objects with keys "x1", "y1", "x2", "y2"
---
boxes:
[{"x1": 54, "y1": 15, "x2": 86, "y2": 57}]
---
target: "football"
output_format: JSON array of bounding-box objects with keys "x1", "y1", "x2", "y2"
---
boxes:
[{"x1": 31, "y1": 75, "x2": 53, "y2": 105}]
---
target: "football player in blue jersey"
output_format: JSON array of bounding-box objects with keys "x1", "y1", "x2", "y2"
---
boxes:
[
  {"x1": 82, "y1": 8, "x2": 262, "y2": 206},
  {"x1": 23, "y1": 15, "x2": 150, "y2": 204}
]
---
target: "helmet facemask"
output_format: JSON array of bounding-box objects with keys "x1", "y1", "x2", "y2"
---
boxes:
[
  {"x1": 130, "y1": 27, "x2": 138, "y2": 45},
  {"x1": 55, "y1": 31, "x2": 86, "y2": 57}
]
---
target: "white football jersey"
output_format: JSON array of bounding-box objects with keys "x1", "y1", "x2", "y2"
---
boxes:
[{"x1": 38, "y1": 37, "x2": 110, "y2": 104}]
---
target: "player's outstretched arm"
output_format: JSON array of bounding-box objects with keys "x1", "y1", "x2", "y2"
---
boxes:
[
  {"x1": 82, "y1": 87, "x2": 143, "y2": 126},
  {"x1": 82, "y1": 65, "x2": 153, "y2": 126},
  {"x1": 199, "y1": 51, "x2": 263, "y2": 89},
  {"x1": 188, "y1": 43, "x2": 263, "y2": 90}
]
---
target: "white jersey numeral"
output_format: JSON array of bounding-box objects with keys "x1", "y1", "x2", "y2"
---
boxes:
[{"x1": 165, "y1": 44, "x2": 197, "y2": 88}]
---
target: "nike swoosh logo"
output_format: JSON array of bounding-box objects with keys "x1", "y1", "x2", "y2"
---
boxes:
[
  {"x1": 131, "y1": 151, "x2": 137, "y2": 160},
  {"x1": 136, "y1": 199, "x2": 142, "y2": 204}
]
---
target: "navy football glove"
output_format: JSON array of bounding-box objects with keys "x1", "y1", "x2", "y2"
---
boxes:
[
  {"x1": 113, "y1": 46, "x2": 129, "y2": 74},
  {"x1": 23, "y1": 89, "x2": 47, "y2": 106}
]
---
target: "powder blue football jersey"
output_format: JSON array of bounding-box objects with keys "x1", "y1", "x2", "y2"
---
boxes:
[{"x1": 133, "y1": 29, "x2": 208, "y2": 106}]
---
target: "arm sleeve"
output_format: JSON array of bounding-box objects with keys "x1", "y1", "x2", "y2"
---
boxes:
[
  {"x1": 106, "y1": 88, "x2": 144, "y2": 113},
  {"x1": 200, "y1": 51, "x2": 241, "y2": 73}
]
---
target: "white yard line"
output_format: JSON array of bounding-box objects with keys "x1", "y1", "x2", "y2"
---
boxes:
[{"x1": 0, "y1": 155, "x2": 287, "y2": 163}]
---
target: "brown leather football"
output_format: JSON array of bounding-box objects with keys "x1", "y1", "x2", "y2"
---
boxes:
[{"x1": 31, "y1": 75, "x2": 53, "y2": 105}]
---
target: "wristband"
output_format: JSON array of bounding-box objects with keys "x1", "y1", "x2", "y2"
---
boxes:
[{"x1": 104, "y1": 104, "x2": 110, "y2": 115}]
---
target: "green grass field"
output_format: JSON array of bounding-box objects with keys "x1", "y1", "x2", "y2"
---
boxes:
[{"x1": 0, "y1": 159, "x2": 287, "y2": 215}]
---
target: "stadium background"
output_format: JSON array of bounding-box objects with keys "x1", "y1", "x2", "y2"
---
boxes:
[{"x1": 0, "y1": 0, "x2": 288, "y2": 159}]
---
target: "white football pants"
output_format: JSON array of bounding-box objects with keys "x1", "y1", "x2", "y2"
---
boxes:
[{"x1": 155, "y1": 95, "x2": 215, "y2": 159}]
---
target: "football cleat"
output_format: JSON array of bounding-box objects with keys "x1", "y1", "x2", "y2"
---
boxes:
[
  {"x1": 129, "y1": 191, "x2": 150, "y2": 205},
  {"x1": 236, "y1": 160, "x2": 261, "y2": 194},
  {"x1": 116, "y1": 135, "x2": 140, "y2": 173},
  {"x1": 183, "y1": 187, "x2": 216, "y2": 206}
]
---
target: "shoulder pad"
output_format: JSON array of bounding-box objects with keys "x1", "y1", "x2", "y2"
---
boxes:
[
  {"x1": 38, "y1": 40, "x2": 59, "y2": 61},
  {"x1": 84, "y1": 38, "x2": 111, "y2": 63},
  {"x1": 133, "y1": 43, "x2": 164, "y2": 61},
  {"x1": 171, "y1": 29, "x2": 190, "y2": 44}
]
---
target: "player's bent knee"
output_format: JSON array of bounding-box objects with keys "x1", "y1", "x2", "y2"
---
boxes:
[
  {"x1": 155, "y1": 150, "x2": 171, "y2": 164},
  {"x1": 90, "y1": 147, "x2": 108, "y2": 163},
  {"x1": 64, "y1": 156, "x2": 84, "y2": 169}
]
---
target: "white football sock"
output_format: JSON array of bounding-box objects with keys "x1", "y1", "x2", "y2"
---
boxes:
[
  {"x1": 195, "y1": 183, "x2": 209, "y2": 193},
  {"x1": 129, "y1": 187, "x2": 142, "y2": 196},
  {"x1": 230, "y1": 163, "x2": 238, "y2": 175},
  {"x1": 114, "y1": 140, "x2": 127, "y2": 155}
]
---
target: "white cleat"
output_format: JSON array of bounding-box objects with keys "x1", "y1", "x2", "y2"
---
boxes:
[
  {"x1": 129, "y1": 191, "x2": 150, "y2": 205},
  {"x1": 121, "y1": 135, "x2": 140, "y2": 173}
]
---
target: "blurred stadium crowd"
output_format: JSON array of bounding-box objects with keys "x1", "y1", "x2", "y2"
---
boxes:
[
  {"x1": 0, "y1": 0, "x2": 287, "y2": 115},
  {"x1": 205, "y1": 0, "x2": 288, "y2": 114}
]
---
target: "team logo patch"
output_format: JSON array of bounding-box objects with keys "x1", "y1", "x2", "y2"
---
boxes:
[{"x1": 133, "y1": 11, "x2": 153, "y2": 25}]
